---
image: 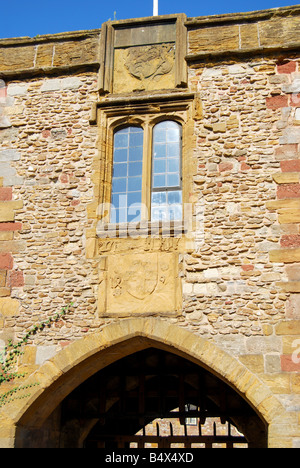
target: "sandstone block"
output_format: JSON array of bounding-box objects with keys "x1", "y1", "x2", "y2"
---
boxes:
[
  {"x1": 282, "y1": 79, "x2": 300, "y2": 94},
  {"x1": 0, "y1": 271, "x2": 6, "y2": 287},
  {"x1": 270, "y1": 248, "x2": 300, "y2": 263},
  {"x1": 276, "y1": 320, "x2": 300, "y2": 335},
  {"x1": 266, "y1": 95, "x2": 289, "y2": 109},
  {"x1": 0, "y1": 253, "x2": 13, "y2": 270},
  {"x1": 277, "y1": 184, "x2": 300, "y2": 199},
  {"x1": 239, "y1": 354, "x2": 264, "y2": 374},
  {"x1": 286, "y1": 294, "x2": 300, "y2": 318},
  {"x1": 7, "y1": 84, "x2": 28, "y2": 96},
  {"x1": 281, "y1": 354, "x2": 300, "y2": 372},
  {"x1": 35, "y1": 345, "x2": 57, "y2": 365},
  {"x1": 259, "y1": 16, "x2": 300, "y2": 48},
  {"x1": 53, "y1": 37, "x2": 99, "y2": 67},
  {"x1": 239, "y1": 23, "x2": 260, "y2": 49},
  {"x1": 273, "y1": 172, "x2": 300, "y2": 184},
  {"x1": 280, "y1": 160, "x2": 300, "y2": 172},
  {"x1": 35, "y1": 44, "x2": 54, "y2": 68},
  {"x1": 279, "y1": 128, "x2": 300, "y2": 144},
  {"x1": 276, "y1": 281, "x2": 300, "y2": 293},
  {"x1": 8, "y1": 270, "x2": 24, "y2": 288},
  {"x1": 21, "y1": 346, "x2": 37, "y2": 365},
  {"x1": 0, "y1": 288, "x2": 10, "y2": 297},
  {"x1": 0, "y1": 116, "x2": 11, "y2": 129},
  {"x1": 60, "y1": 77, "x2": 82, "y2": 90},
  {"x1": 0, "y1": 204, "x2": 14, "y2": 222},
  {"x1": 0, "y1": 46, "x2": 35, "y2": 72},
  {"x1": 281, "y1": 235, "x2": 300, "y2": 248},
  {"x1": 277, "y1": 61, "x2": 297, "y2": 74},
  {"x1": 0, "y1": 188, "x2": 12, "y2": 201},
  {"x1": 0, "y1": 297, "x2": 20, "y2": 316},
  {"x1": 246, "y1": 336, "x2": 281, "y2": 354},
  {"x1": 41, "y1": 79, "x2": 61, "y2": 92},
  {"x1": 275, "y1": 144, "x2": 299, "y2": 160},
  {"x1": 278, "y1": 211, "x2": 300, "y2": 224},
  {"x1": 2, "y1": 176, "x2": 24, "y2": 187},
  {"x1": 265, "y1": 355, "x2": 282, "y2": 373},
  {"x1": 188, "y1": 24, "x2": 239, "y2": 54},
  {"x1": 0, "y1": 149, "x2": 20, "y2": 162},
  {"x1": 0, "y1": 222, "x2": 22, "y2": 232},
  {"x1": 266, "y1": 199, "x2": 300, "y2": 211},
  {"x1": 291, "y1": 94, "x2": 300, "y2": 107}
]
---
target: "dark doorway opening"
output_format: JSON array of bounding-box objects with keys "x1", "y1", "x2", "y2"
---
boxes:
[{"x1": 59, "y1": 348, "x2": 267, "y2": 448}]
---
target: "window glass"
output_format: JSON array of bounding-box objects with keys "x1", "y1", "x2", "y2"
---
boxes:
[
  {"x1": 151, "y1": 121, "x2": 182, "y2": 221},
  {"x1": 111, "y1": 126, "x2": 143, "y2": 223}
]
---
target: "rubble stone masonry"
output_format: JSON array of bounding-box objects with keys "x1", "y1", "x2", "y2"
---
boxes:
[{"x1": 0, "y1": 5, "x2": 300, "y2": 448}]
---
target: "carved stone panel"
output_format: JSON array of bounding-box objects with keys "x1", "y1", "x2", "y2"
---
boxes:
[
  {"x1": 98, "y1": 15, "x2": 187, "y2": 94},
  {"x1": 98, "y1": 252, "x2": 181, "y2": 316},
  {"x1": 113, "y1": 44, "x2": 175, "y2": 93}
]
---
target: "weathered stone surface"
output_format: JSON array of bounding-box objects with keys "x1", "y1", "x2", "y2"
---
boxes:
[
  {"x1": 276, "y1": 320, "x2": 300, "y2": 335},
  {"x1": 0, "y1": 297, "x2": 20, "y2": 316},
  {"x1": 0, "y1": 149, "x2": 20, "y2": 162},
  {"x1": 103, "y1": 252, "x2": 181, "y2": 316},
  {"x1": 259, "y1": 16, "x2": 300, "y2": 47},
  {"x1": 276, "y1": 281, "x2": 300, "y2": 293},
  {"x1": 270, "y1": 248, "x2": 300, "y2": 263},
  {"x1": 279, "y1": 128, "x2": 300, "y2": 145},
  {"x1": 239, "y1": 23, "x2": 260, "y2": 49},
  {"x1": 282, "y1": 79, "x2": 300, "y2": 94},
  {"x1": 0, "y1": 33, "x2": 100, "y2": 77},
  {"x1": 0, "y1": 46, "x2": 35, "y2": 71},
  {"x1": 273, "y1": 173, "x2": 300, "y2": 184},
  {"x1": 7, "y1": 84, "x2": 28, "y2": 96},
  {"x1": 113, "y1": 44, "x2": 175, "y2": 93},
  {"x1": 52, "y1": 37, "x2": 100, "y2": 67},
  {"x1": 35, "y1": 44, "x2": 54, "y2": 68},
  {"x1": 188, "y1": 24, "x2": 240, "y2": 54}
]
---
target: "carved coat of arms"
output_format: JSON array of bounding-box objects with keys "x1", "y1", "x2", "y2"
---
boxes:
[
  {"x1": 124, "y1": 259, "x2": 158, "y2": 300},
  {"x1": 124, "y1": 44, "x2": 175, "y2": 85},
  {"x1": 106, "y1": 252, "x2": 179, "y2": 315}
]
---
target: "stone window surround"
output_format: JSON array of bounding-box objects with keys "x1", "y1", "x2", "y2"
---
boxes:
[{"x1": 93, "y1": 91, "x2": 196, "y2": 238}]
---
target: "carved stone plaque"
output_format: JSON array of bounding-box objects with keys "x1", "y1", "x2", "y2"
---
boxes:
[
  {"x1": 99, "y1": 252, "x2": 181, "y2": 316},
  {"x1": 98, "y1": 15, "x2": 187, "y2": 94},
  {"x1": 113, "y1": 44, "x2": 175, "y2": 94}
]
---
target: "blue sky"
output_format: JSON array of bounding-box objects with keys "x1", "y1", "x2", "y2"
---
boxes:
[{"x1": 0, "y1": 0, "x2": 299, "y2": 39}]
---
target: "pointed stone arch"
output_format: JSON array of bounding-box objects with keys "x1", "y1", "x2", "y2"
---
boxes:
[{"x1": 0, "y1": 318, "x2": 291, "y2": 447}]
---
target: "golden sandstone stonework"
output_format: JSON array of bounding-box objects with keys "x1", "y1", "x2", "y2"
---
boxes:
[{"x1": 0, "y1": 5, "x2": 300, "y2": 448}]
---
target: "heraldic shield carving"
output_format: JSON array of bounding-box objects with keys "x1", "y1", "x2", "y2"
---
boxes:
[{"x1": 100, "y1": 252, "x2": 181, "y2": 316}]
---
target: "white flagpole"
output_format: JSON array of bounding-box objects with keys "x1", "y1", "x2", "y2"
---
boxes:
[{"x1": 153, "y1": 0, "x2": 158, "y2": 16}]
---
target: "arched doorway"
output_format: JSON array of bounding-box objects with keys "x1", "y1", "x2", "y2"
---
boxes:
[
  {"x1": 60, "y1": 347, "x2": 265, "y2": 448},
  {"x1": 4, "y1": 318, "x2": 287, "y2": 448}
]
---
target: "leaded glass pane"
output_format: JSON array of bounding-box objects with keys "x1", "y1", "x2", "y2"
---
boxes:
[
  {"x1": 151, "y1": 121, "x2": 182, "y2": 221},
  {"x1": 111, "y1": 126, "x2": 143, "y2": 222}
]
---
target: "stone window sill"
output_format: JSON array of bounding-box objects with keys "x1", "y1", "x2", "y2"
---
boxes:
[{"x1": 96, "y1": 220, "x2": 187, "y2": 238}]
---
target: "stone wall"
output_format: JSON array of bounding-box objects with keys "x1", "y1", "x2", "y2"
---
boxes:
[{"x1": 0, "y1": 5, "x2": 300, "y2": 448}]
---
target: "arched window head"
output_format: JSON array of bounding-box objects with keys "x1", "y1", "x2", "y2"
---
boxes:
[
  {"x1": 151, "y1": 120, "x2": 182, "y2": 221},
  {"x1": 110, "y1": 126, "x2": 144, "y2": 223}
]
